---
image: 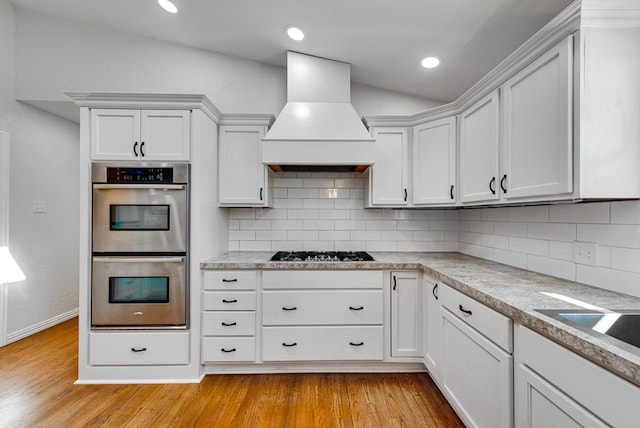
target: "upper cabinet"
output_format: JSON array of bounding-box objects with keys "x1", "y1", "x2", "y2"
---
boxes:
[
  {"x1": 501, "y1": 36, "x2": 573, "y2": 200},
  {"x1": 90, "y1": 109, "x2": 190, "y2": 161},
  {"x1": 367, "y1": 127, "x2": 410, "y2": 206},
  {"x1": 413, "y1": 117, "x2": 457, "y2": 205},
  {"x1": 459, "y1": 90, "x2": 500, "y2": 204}
]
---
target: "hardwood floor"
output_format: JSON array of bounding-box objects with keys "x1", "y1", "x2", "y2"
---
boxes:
[{"x1": 0, "y1": 318, "x2": 464, "y2": 427}]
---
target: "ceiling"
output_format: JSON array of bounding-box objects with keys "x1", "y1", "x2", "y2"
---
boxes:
[{"x1": 9, "y1": 0, "x2": 574, "y2": 103}]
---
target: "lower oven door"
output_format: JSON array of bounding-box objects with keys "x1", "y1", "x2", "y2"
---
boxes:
[{"x1": 91, "y1": 256, "x2": 187, "y2": 328}]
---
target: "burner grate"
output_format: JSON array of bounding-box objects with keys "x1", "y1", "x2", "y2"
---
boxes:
[{"x1": 270, "y1": 251, "x2": 374, "y2": 262}]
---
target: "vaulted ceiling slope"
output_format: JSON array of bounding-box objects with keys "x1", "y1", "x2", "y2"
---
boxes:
[{"x1": 8, "y1": 0, "x2": 574, "y2": 102}]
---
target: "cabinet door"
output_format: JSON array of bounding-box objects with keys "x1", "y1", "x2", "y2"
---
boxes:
[
  {"x1": 460, "y1": 90, "x2": 500, "y2": 203},
  {"x1": 412, "y1": 117, "x2": 457, "y2": 205},
  {"x1": 441, "y1": 309, "x2": 513, "y2": 428},
  {"x1": 390, "y1": 271, "x2": 421, "y2": 357},
  {"x1": 516, "y1": 364, "x2": 607, "y2": 428},
  {"x1": 369, "y1": 128, "x2": 409, "y2": 206},
  {"x1": 501, "y1": 36, "x2": 573, "y2": 199},
  {"x1": 140, "y1": 110, "x2": 190, "y2": 161},
  {"x1": 423, "y1": 278, "x2": 443, "y2": 381},
  {"x1": 90, "y1": 109, "x2": 141, "y2": 160},
  {"x1": 218, "y1": 125, "x2": 268, "y2": 206}
]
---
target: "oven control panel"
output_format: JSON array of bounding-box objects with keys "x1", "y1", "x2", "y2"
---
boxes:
[{"x1": 106, "y1": 167, "x2": 174, "y2": 183}]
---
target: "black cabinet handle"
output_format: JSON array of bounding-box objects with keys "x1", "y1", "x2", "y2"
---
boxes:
[
  {"x1": 221, "y1": 348, "x2": 236, "y2": 353},
  {"x1": 221, "y1": 322, "x2": 237, "y2": 327},
  {"x1": 459, "y1": 304, "x2": 473, "y2": 316},
  {"x1": 489, "y1": 177, "x2": 496, "y2": 195},
  {"x1": 404, "y1": 188, "x2": 408, "y2": 202},
  {"x1": 432, "y1": 283, "x2": 438, "y2": 300},
  {"x1": 222, "y1": 299, "x2": 238, "y2": 303},
  {"x1": 282, "y1": 306, "x2": 297, "y2": 311},
  {"x1": 133, "y1": 141, "x2": 139, "y2": 157},
  {"x1": 282, "y1": 342, "x2": 297, "y2": 347},
  {"x1": 450, "y1": 184, "x2": 455, "y2": 200},
  {"x1": 140, "y1": 141, "x2": 145, "y2": 157},
  {"x1": 392, "y1": 275, "x2": 397, "y2": 290},
  {"x1": 130, "y1": 347, "x2": 147, "y2": 353},
  {"x1": 222, "y1": 278, "x2": 238, "y2": 283},
  {"x1": 349, "y1": 342, "x2": 364, "y2": 347},
  {"x1": 349, "y1": 306, "x2": 364, "y2": 311},
  {"x1": 500, "y1": 174, "x2": 507, "y2": 194},
  {"x1": 259, "y1": 187, "x2": 263, "y2": 201}
]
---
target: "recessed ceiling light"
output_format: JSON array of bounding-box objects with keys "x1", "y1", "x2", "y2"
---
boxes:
[
  {"x1": 421, "y1": 56, "x2": 441, "y2": 69},
  {"x1": 157, "y1": 0, "x2": 178, "y2": 14},
  {"x1": 286, "y1": 25, "x2": 305, "y2": 41}
]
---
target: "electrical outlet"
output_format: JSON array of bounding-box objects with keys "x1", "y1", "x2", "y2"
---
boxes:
[
  {"x1": 32, "y1": 200, "x2": 47, "y2": 213},
  {"x1": 573, "y1": 241, "x2": 598, "y2": 266}
]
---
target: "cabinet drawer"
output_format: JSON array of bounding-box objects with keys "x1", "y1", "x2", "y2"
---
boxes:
[
  {"x1": 204, "y1": 271, "x2": 257, "y2": 290},
  {"x1": 439, "y1": 283, "x2": 512, "y2": 352},
  {"x1": 262, "y1": 326, "x2": 383, "y2": 361},
  {"x1": 263, "y1": 270, "x2": 383, "y2": 289},
  {"x1": 203, "y1": 291, "x2": 256, "y2": 310},
  {"x1": 202, "y1": 311, "x2": 256, "y2": 336},
  {"x1": 89, "y1": 332, "x2": 189, "y2": 366},
  {"x1": 202, "y1": 337, "x2": 256, "y2": 362},
  {"x1": 263, "y1": 290, "x2": 383, "y2": 325}
]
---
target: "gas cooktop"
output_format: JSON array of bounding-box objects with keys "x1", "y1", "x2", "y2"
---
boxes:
[{"x1": 270, "y1": 251, "x2": 375, "y2": 262}]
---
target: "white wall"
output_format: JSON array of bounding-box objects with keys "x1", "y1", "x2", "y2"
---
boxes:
[
  {"x1": 458, "y1": 202, "x2": 640, "y2": 299},
  {"x1": 13, "y1": 8, "x2": 441, "y2": 119},
  {"x1": 0, "y1": 1, "x2": 80, "y2": 342}
]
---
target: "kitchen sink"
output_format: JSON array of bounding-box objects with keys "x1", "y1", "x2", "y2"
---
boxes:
[{"x1": 536, "y1": 309, "x2": 640, "y2": 357}]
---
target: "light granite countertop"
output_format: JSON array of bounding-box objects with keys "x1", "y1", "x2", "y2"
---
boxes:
[{"x1": 201, "y1": 251, "x2": 640, "y2": 387}]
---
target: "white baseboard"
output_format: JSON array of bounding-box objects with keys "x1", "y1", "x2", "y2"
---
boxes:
[{"x1": 6, "y1": 307, "x2": 78, "y2": 344}]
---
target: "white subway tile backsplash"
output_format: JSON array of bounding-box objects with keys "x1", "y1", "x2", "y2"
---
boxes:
[
  {"x1": 550, "y1": 202, "x2": 610, "y2": 224},
  {"x1": 527, "y1": 255, "x2": 576, "y2": 281},
  {"x1": 228, "y1": 172, "x2": 640, "y2": 298},
  {"x1": 509, "y1": 237, "x2": 549, "y2": 256},
  {"x1": 527, "y1": 223, "x2": 576, "y2": 242}
]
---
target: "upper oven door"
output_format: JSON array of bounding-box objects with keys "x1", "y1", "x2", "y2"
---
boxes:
[{"x1": 92, "y1": 183, "x2": 188, "y2": 254}]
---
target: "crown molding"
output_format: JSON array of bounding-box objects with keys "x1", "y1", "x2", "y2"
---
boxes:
[
  {"x1": 65, "y1": 92, "x2": 222, "y2": 122},
  {"x1": 219, "y1": 114, "x2": 275, "y2": 127}
]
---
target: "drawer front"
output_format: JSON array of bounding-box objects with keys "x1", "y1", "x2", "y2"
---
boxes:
[
  {"x1": 263, "y1": 290, "x2": 383, "y2": 325},
  {"x1": 203, "y1": 291, "x2": 256, "y2": 311},
  {"x1": 90, "y1": 332, "x2": 189, "y2": 366},
  {"x1": 202, "y1": 311, "x2": 256, "y2": 336},
  {"x1": 439, "y1": 283, "x2": 513, "y2": 352},
  {"x1": 263, "y1": 270, "x2": 383, "y2": 289},
  {"x1": 202, "y1": 337, "x2": 256, "y2": 362},
  {"x1": 262, "y1": 326, "x2": 383, "y2": 361},
  {"x1": 204, "y1": 271, "x2": 257, "y2": 290}
]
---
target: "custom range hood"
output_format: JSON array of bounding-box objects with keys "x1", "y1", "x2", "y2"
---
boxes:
[{"x1": 262, "y1": 51, "x2": 375, "y2": 172}]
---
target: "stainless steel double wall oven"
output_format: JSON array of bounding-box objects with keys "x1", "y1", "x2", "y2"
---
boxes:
[{"x1": 91, "y1": 162, "x2": 189, "y2": 329}]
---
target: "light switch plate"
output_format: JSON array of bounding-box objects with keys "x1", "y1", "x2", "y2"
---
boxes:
[
  {"x1": 32, "y1": 200, "x2": 46, "y2": 213},
  {"x1": 573, "y1": 241, "x2": 598, "y2": 266}
]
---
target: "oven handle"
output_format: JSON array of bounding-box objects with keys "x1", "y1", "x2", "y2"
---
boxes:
[
  {"x1": 92, "y1": 256, "x2": 185, "y2": 263},
  {"x1": 93, "y1": 184, "x2": 186, "y2": 191}
]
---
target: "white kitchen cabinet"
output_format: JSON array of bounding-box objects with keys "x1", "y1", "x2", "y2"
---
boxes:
[
  {"x1": 89, "y1": 331, "x2": 190, "y2": 366},
  {"x1": 367, "y1": 127, "x2": 409, "y2": 206},
  {"x1": 459, "y1": 90, "x2": 500, "y2": 203},
  {"x1": 390, "y1": 271, "x2": 422, "y2": 358},
  {"x1": 90, "y1": 109, "x2": 190, "y2": 161},
  {"x1": 423, "y1": 276, "x2": 443, "y2": 381},
  {"x1": 515, "y1": 326, "x2": 640, "y2": 428},
  {"x1": 201, "y1": 271, "x2": 258, "y2": 363},
  {"x1": 218, "y1": 125, "x2": 270, "y2": 207},
  {"x1": 261, "y1": 270, "x2": 384, "y2": 362},
  {"x1": 439, "y1": 283, "x2": 513, "y2": 428},
  {"x1": 413, "y1": 117, "x2": 457, "y2": 205},
  {"x1": 501, "y1": 35, "x2": 573, "y2": 200}
]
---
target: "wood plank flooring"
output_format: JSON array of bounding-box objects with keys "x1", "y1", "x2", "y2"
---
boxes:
[{"x1": 0, "y1": 318, "x2": 464, "y2": 427}]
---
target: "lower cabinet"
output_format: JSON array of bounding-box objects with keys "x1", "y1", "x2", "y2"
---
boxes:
[
  {"x1": 261, "y1": 270, "x2": 384, "y2": 362},
  {"x1": 435, "y1": 282, "x2": 514, "y2": 428},
  {"x1": 90, "y1": 331, "x2": 190, "y2": 366},
  {"x1": 423, "y1": 276, "x2": 443, "y2": 381},
  {"x1": 390, "y1": 271, "x2": 422, "y2": 358},
  {"x1": 515, "y1": 326, "x2": 640, "y2": 428}
]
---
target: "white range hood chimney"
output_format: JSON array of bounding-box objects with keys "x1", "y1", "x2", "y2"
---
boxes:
[{"x1": 262, "y1": 51, "x2": 376, "y2": 172}]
